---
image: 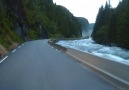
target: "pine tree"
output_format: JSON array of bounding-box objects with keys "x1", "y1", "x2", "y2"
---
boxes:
[
  {"x1": 117, "y1": 0, "x2": 129, "y2": 49},
  {"x1": 92, "y1": 0, "x2": 129, "y2": 49},
  {"x1": 92, "y1": 1, "x2": 112, "y2": 44}
]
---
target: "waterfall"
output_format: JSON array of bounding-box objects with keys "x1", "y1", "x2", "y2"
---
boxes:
[
  {"x1": 82, "y1": 27, "x2": 93, "y2": 38},
  {"x1": 87, "y1": 23, "x2": 94, "y2": 38},
  {"x1": 88, "y1": 28, "x2": 93, "y2": 38}
]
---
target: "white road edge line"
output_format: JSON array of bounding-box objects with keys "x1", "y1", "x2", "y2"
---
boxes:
[
  {"x1": 12, "y1": 49, "x2": 16, "y2": 53},
  {"x1": 0, "y1": 56, "x2": 8, "y2": 63},
  {"x1": 18, "y1": 46, "x2": 21, "y2": 48},
  {"x1": 56, "y1": 49, "x2": 60, "y2": 52}
]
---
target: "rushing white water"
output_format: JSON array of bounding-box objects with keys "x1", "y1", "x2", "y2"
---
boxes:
[{"x1": 57, "y1": 38, "x2": 129, "y2": 65}]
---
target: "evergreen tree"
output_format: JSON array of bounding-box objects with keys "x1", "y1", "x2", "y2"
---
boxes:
[
  {"x1": 92, "y1": 6, "x2": 104, "y2": 40},
  {"x1": 92, "y1": 2, "x2": 112, "y2": 44},
  {"x1": 117, "y1": 0, "x2": 129, "y2": 49},
  {"x1": 92, "y1": 0, "x2": 129, "y2": 49}
]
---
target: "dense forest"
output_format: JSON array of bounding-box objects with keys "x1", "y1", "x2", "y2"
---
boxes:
[
  {"x1": 0, "y1": 0, "x2": 82, "y2": 52},
  {"x1": 92, "y1": 0, "x2": 129, "y2": 50}
]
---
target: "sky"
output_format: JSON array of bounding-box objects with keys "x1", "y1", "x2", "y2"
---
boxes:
[{"x1": 53, "y1": 0, "x2": 120, "y2": 23}]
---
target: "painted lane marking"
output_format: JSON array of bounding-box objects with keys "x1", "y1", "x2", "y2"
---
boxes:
[
  {"x1": 18, "y1": 46, "x2": 21, "y2": 48},
  {"x1": 0, "y1": 56, "x2": 8, "y2": 63},
  {"x1": 12, "y1": 49, "x2": 16, "y2": 53},
  {"x1": 56, "y1": 49, "x2": 58, "y2": 51}
]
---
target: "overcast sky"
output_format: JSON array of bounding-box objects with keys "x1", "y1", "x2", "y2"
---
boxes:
[{"x1": 53, "y1": 0, "x2": 120, "y2": 23}]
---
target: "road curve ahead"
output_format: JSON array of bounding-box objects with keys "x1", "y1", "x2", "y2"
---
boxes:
[{"x1": 0, "y1": 40, "x2": 119, "y2": 90}]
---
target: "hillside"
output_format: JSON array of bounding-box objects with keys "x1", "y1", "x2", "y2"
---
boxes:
[{"x1": 0, "y1": 0, "x2": 82, "y2": 56}]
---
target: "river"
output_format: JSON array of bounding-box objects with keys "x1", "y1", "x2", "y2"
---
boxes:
[{"x1": 57, "y1": 38, "x2": 129, "y2": 65}]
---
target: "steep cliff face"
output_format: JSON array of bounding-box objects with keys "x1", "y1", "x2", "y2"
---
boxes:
[
  {"x1": 77, "y1": 17, "x2": 89, "y2": 37},
  {"x1": 3, "y1": 0, "x2": 28, "y2": 40},
  {"x1": 4, "y1": 0, "x2": 48, "y2": 40},
  {"x1": 0, "y1": 0, "x2": 24, "y2": 50}
]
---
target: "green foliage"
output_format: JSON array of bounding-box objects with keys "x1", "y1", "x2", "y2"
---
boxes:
[
  {"x1": 49, "y1": 34, "x2": 64, "y2": 39},
  {"x1": 0, "y1": 0, "x2": 24, "y2": 49},
  {"x1": 0, "y1": 0, "x2": 82, "y2": 50},
  {"x1": 116, "y1": 0, "x2": 129, "y2": 49},
  {"x1": 28, "y1": 29, "x2": 39, "y2": 39},
  {"x1": 92, "y1": 0, "x2": 129, "y2": 49},
  {"x1": 0, "y1": 0, "x2": 5, "y2": 20},
  {"x1": 23, "y1": 0, "x2": 81, "y2": 39}
]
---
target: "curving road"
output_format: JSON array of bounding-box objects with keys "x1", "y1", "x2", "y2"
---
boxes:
[{"x1": 0, "y1": 40, "x2": 119, "y2": 90}]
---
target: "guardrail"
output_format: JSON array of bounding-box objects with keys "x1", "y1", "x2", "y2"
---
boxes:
[
  {"x1": 48, "y1": 40, "x2": 67, "y2": 52},
  {"x1": 48, "y1": 40, "x2": 129, "y2": 90}
]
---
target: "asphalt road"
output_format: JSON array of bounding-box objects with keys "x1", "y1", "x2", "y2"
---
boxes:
[{"x1": 0, "y1": 40, "x2": 119, "y2": 90}]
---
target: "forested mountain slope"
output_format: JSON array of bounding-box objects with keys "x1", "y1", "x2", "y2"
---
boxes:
[{"x1": 0, "y1": 0, "x2": 82, "y2": 56}]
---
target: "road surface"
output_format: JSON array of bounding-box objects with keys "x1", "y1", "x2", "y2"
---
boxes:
[{"x1": 0, "y1": 40, "x2": 119, "y2": 90}]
